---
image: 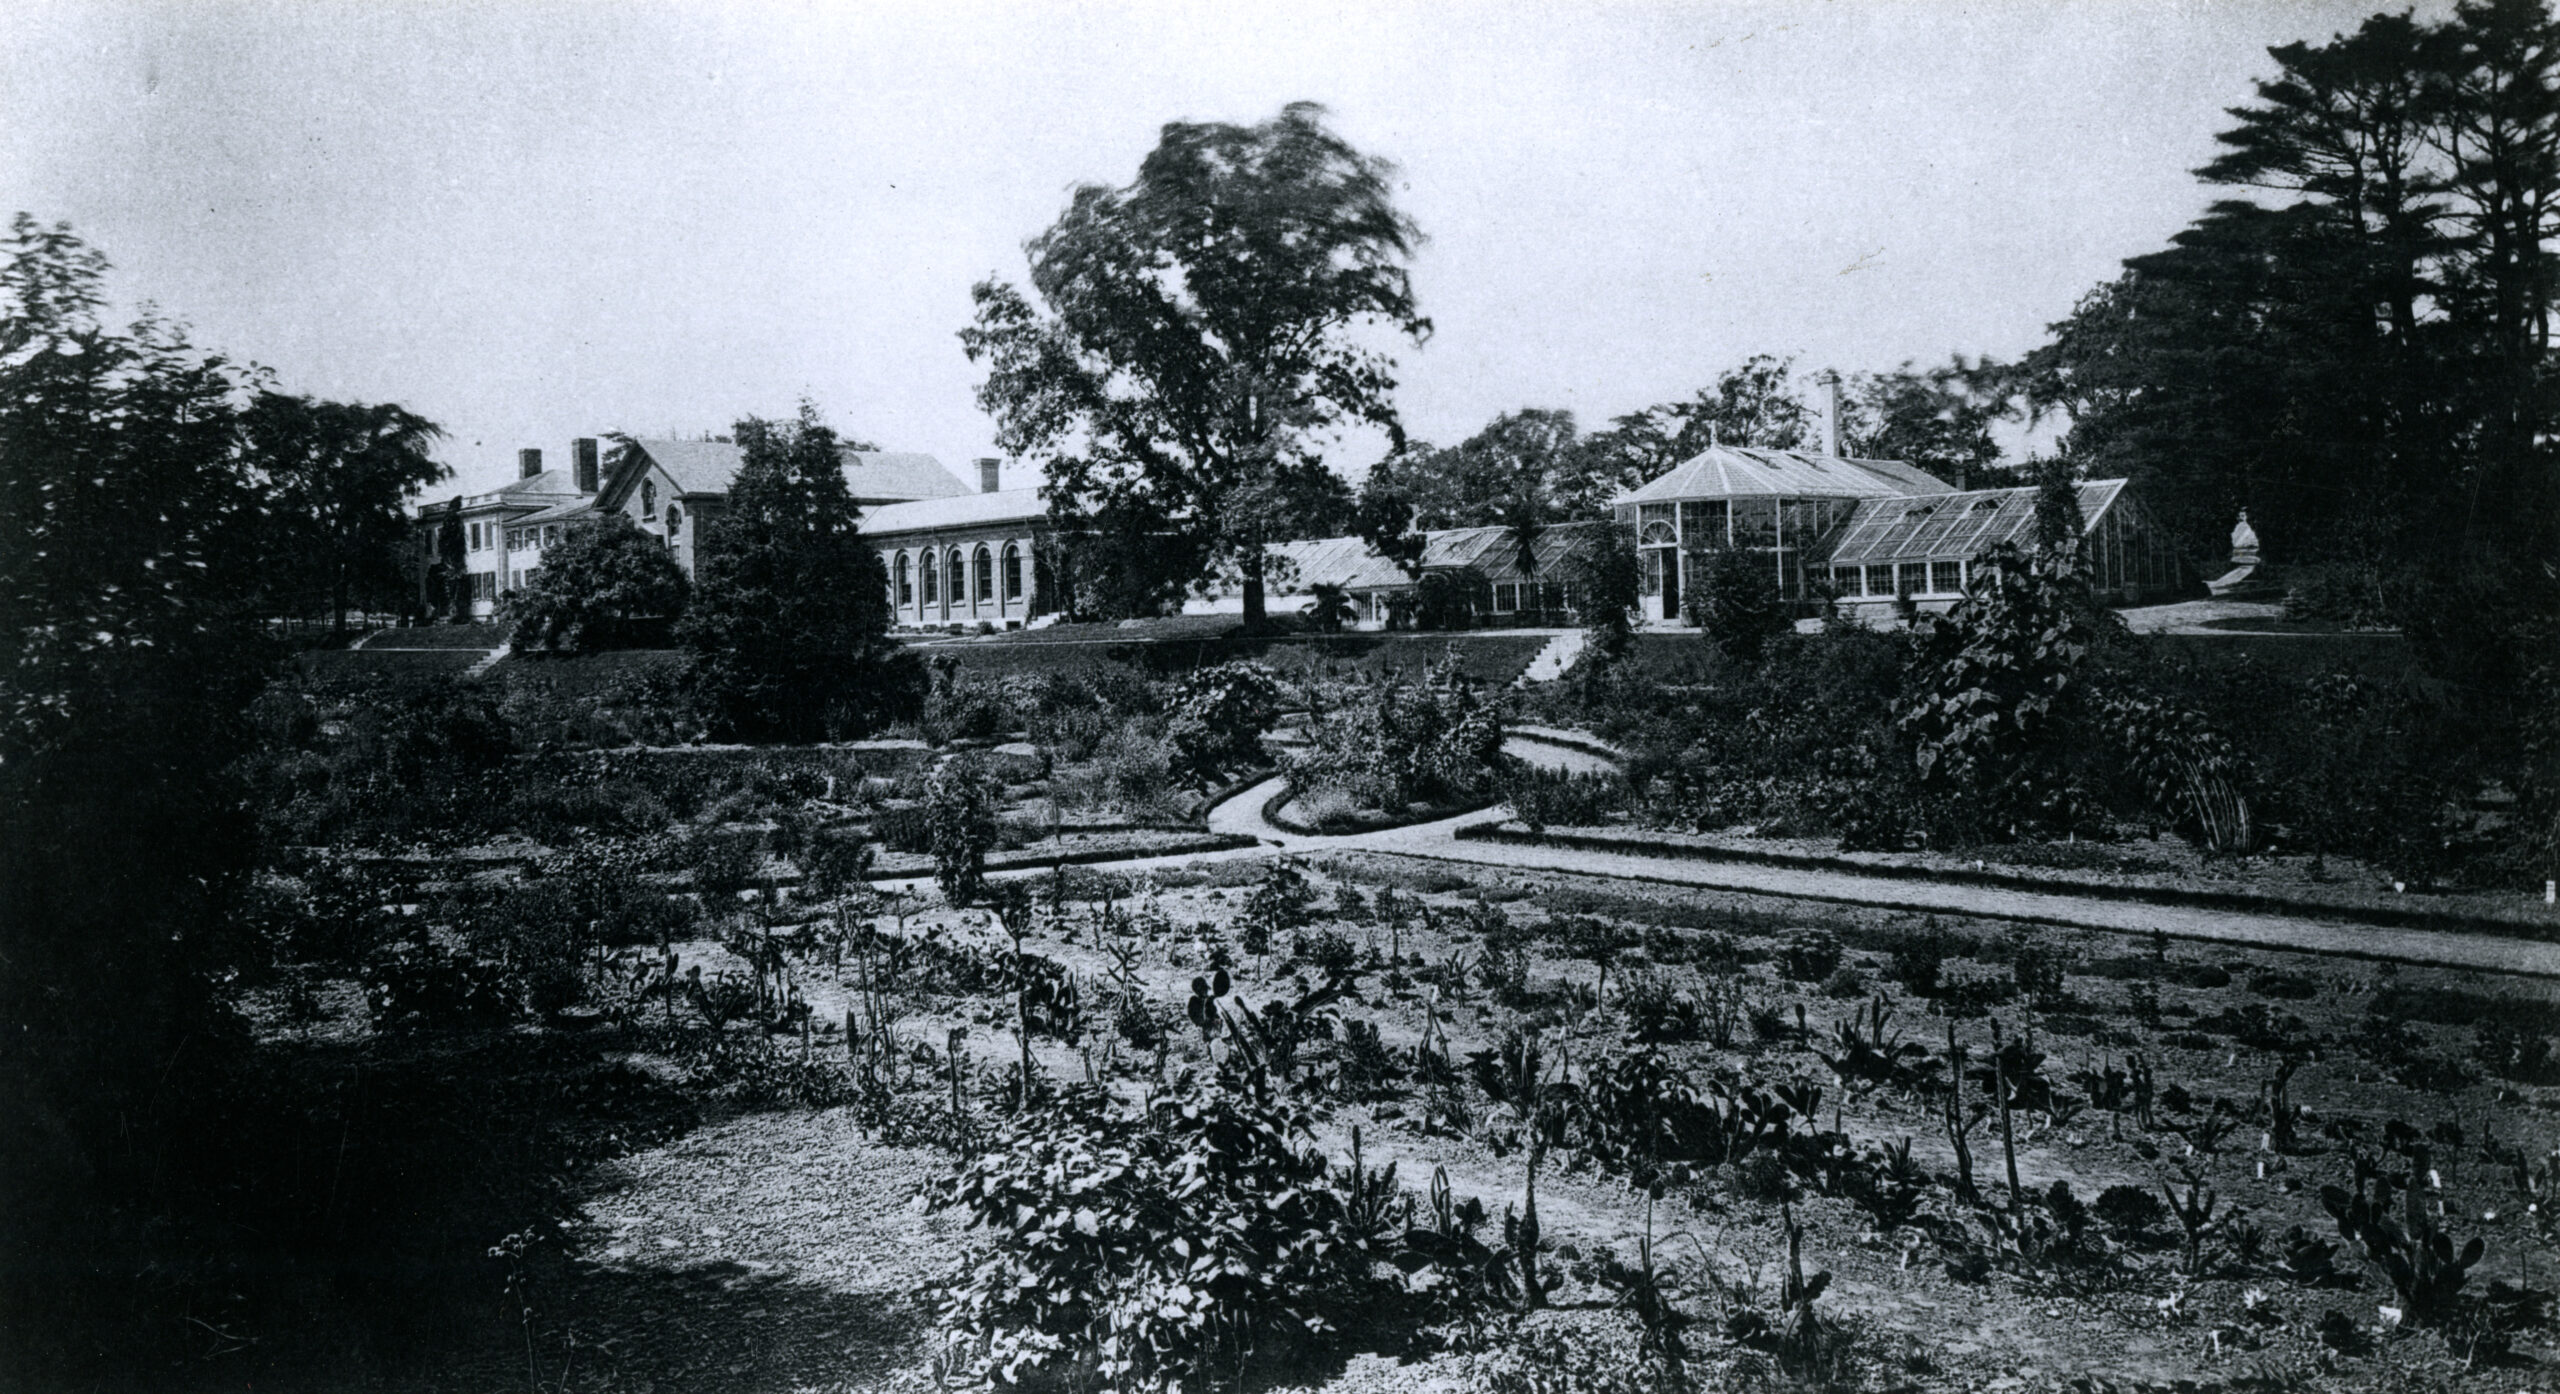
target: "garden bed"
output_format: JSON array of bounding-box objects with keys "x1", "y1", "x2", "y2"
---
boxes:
[
  {"x1": 351, "y1": 847, "x2": 2560, "y2": 1393},
  {"x1": 869, "y1": 826, "x2": 1257, "y2": 877}
]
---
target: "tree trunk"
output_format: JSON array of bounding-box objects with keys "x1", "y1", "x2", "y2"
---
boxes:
[{"x1": 1240, "y1": 547, "x2": 1267, "y2": 626}]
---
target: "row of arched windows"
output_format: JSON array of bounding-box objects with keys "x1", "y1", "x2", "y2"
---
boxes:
[{"x1": 891, "y1": 542, "x2": 1025, "y2": 614}]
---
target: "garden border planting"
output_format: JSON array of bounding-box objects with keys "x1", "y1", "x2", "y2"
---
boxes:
[{"x1": 1454, "y1": 821, "x2": 2560, "y2": 942}]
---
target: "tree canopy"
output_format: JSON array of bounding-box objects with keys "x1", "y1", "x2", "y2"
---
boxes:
[
  {"x1": 679, "y1": 404, "x2": 919, "y2": 739},
  {"x1": 506, "y1": 512, "x2": 689, "y2": 652},
  {"x1": 245, "y1": 391, "x2": 447, "y2": 631},
  {"x1": 961, "y1": 101, "x2": 1430, "y2": 623},
  {"x1": 2024, "y1": 0, "x2": 2557, "y2": 583}
]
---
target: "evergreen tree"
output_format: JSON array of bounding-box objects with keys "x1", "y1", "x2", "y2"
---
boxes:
[{"x1": 679, "y1": 404, "x2": 920, "y2": 739}]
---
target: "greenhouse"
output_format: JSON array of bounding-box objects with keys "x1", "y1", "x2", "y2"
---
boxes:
[
  {"x1": 1611, "y1": 444, "x2": 1954, "y2": 620},
  {"x1": 1821, "y1": 478, "x2": 2181, "y2": 613}
]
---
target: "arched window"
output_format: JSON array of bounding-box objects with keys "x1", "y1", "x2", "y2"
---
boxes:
[
  {"x1": 1002, "y1": 542, "x2": 1023, "y2": 601},
  {"x1": 921, "y1": 550, "x2": 938, "y2": 604},
  {"x1": 665, "y1": 505, "x2": 682, "y2": 537},
  {"x1": 973, "y1": 546, "x2": 993, "y2": 604},
  {"x1": 895, "y1": 553, "x2": 913, "y2": 606},
  {"x1": 641, "y1": 480, "x2": 657, "y2": 515},
  {"x1": 947, "y1": 549, "x2": 966, "y2": 607}
]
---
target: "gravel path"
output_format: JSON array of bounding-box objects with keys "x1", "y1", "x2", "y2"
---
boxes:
[{"x1": 885, "y1": 733, "x2": 2560, "y2": 980}]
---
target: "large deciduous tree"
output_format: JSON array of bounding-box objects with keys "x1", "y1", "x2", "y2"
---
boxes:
[
  {"x1": 679, "y1": 404, "x2": 920, "y2": 740},
  {"x1": 244, "y1": 391, "x2": 448, "y2": 631},
  {"x1": 961, "y1": 102, "x2": 1431, "y2": 624},
  {"x1": 1844, "y1": 358, "x2": 2020, "y2": 489},
  {"x1": 1, "y1": 215, "x2": 274, "y2": 1349}
]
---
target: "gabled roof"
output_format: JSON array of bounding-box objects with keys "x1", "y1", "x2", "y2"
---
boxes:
[
  {"x1": 1269, "y1": 522, "x2": 1599, "y2": 592},
  {"x1": 860, "y1": 487, "x2": 1050, "y2": 537},
  {"x1": 510, "y1": 497, "x2": 603, "y2": 526},
  {"x1": 845, "y1": 452, "x2": 971, "y2": 502},
  {"x1": 422, "y1": 468, "x2": 586, "y2": 519},
  {"x1": 625, "y1": 439, "x2": 744, "y2": 498},
  {"x1": 1617, "y1": 445, "x2": 1952, "y2": 504},
  {"x1": 1822, "y1": 480, "x2": 2126, "y2": 567},
  {"x1": 612, "y1": 440, "x2": 973, "y2": 506}
]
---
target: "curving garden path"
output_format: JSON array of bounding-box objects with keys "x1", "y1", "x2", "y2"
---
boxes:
[{"x1": 895, "y1": 730, "x2": 2560, "y2": 980}]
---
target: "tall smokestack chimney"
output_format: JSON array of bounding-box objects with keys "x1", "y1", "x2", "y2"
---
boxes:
[
  {"x1": 573, "y1": 438, "x2": 599, "y2": 494},
  {"x1": 1816, "y1": 371, "x2": 1843, "y2": 457},
  {"x1": 977, "y1": 457, "x2": 1001, "y2": 494},
  {"x1": 518, "y1": 447, "x2": 543, "y2": 480}
]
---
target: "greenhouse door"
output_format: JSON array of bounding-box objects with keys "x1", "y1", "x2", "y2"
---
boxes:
[{"x1": 1661, "y1": 554, "x2": 1681, "y2": 619}]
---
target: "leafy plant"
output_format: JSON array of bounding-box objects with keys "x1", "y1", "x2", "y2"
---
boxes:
[
  {"x1": 1164, "y1": 662, "x2": 1283, "y2": 784},
  {"x1": 2160, "y1": 1163, "x2": 2226, "y2": 1276},
  {"x1": 1896, "y1": 543, "x2": 2106, "y2": 837},
  {"x1": 2322, "y1": 1153, "x2": 2488, "y2": 1326},
  {"x1": 1779, "y1": 932, "x2": 1841, "y2": 984},
  {"x1": 1816, "y1": 995, "x2": 1928, "y2": 1090},
  {"x1": 926, "y1": 754, "x2": 1000, "y2": 906},
  {"x1": 361, "y1": 932, "x2": 519, "y2": 1032},
  {"x1": 935, "y1": 1084, "x2": 1425, "y2": 1390}
]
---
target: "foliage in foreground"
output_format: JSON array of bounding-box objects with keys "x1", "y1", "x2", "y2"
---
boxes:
[{"x1": 936, "y1": 1083, "x2": 1505, "y2": 1392}]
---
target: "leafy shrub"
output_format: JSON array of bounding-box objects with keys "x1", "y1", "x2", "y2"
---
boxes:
[
  {"x1": 2093, "y1": 1184, "x2": 2166, "y2": 1240},
  {"x1": 1287, "y1": 655, "x2": 1507, "y2": 813},
  {"x1": 1164, "y1": 662, "x2": 1283, "y2": 783},
  {"x1": 2007, "y1": 936, "x2": 2072, "y2": 1007},
  {"x1": 505, "y1": 513, "x2": 689, "y2": 652},
  {"x1": 1295, "y1": 927, "x2": 1359, "y2": 978},
  {"x1": 1897, "y1": 544, "x2": 2106, "y2": 838},
  {"x1": 1504, "y1": 765, "x2": 1630, "y2": 831},
  {"x1": 1887, "y1": 922, "x2": 1948, "y2": 997},
  {"x1": 934, "y1": 1085, "x2": 1412, "y2": 1390},
  {"x1": 2284, "y1": 561, "x2": 2395, "y2": 628},
  {"x1": 872, "y1": 802, "x2": 933, "y2": 854},
  {"x1": 799, "y1": 826, "x2": 875, "y2": 899},
  {"x1": 686, "y1": 827, "x2": 765, "y2": 898},
  {"x1": 1682, "y1": 544, "x2": 1790, "y2": 663},
  {"x1": 362, "y1": 934, "x2": 519, "y2": 1032},
  {"x1": 1780, "y1": 931, "x2": 1842, "y2": 984},
  {"x1": 2094, "y1": 690, "x2": 2252, "y2": 853}
]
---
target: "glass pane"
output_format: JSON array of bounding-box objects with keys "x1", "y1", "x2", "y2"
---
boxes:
[{"x1": 1731, "y1": 497, "x2": 1776, "y2": 546}]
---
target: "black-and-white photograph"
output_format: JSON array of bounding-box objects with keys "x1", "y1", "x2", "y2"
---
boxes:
[{"x1": 6, "y1": 1, "x2": 2557, "y2": 1389}]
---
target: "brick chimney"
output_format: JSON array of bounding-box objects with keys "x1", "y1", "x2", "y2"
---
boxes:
[
  {"x1": 977, "y1": 457, "x2": 1001, "y2": 494},
  {"x1": 1815, "y1": 371, "x2": 1843, "y2": 457},
  {"x1": 573, "y1": 437, "x2": 599, "y2": 494},
  {"x1": 518, "y1": 447, "x2": 543, "y2": 480}
]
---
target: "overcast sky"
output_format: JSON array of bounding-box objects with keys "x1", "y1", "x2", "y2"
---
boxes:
[{"x1": 5, "y1": 0, "x2": 2420, "y2": 497}]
